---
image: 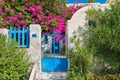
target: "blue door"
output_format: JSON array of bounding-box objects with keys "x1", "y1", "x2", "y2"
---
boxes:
[{"x1": 41, "y1": 34, "x2": 68, "y2": 72}]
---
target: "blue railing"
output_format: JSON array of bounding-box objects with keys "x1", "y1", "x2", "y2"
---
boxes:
[{"x1": 8, "y1": 27, "x2": 29, "y2": 48}]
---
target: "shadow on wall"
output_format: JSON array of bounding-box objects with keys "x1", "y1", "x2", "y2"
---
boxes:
[{"x1": 66, "y1": 0, "x2": 107, "y2": 4}]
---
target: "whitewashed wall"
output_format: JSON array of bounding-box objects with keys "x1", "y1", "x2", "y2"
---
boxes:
[
  {"x1": 0, "y1": 28, "x2": 8, "y2": 36},
  {"x1": 67, "y1": 3, "x2": 110, "y2": 48}
]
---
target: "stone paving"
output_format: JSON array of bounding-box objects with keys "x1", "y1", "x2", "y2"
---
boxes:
[{"x1": 36, "y1": 72, "x2": 67, "y2": 80}]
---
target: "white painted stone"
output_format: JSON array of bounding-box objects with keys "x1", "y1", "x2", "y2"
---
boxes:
[
  {"x1": 27, "y1": 24, "x2": 41, "y2": 72},
  {"x1": 0, "y1": 28, "x2": 9, "y2": 37},
  {"x1": 29, "y1": 63, "x2": 37, "y2": 80},
  {"x1": 37, "y1": 72, "x2": 67, "y2": 80}
]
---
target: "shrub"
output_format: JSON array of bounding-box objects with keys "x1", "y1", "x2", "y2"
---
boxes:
[
  {"x1": 68, "y1": 0, "x2": 120, "y2": 79},
  {"x1": 85, "y1": 0, "x2": 120, "y2": 74},
  {"x1": 68, "y1": 35, "x2": 93, "y2": 80},
  {"x1": 0, "y1": 34, "x2": 30, "y2": 80}
]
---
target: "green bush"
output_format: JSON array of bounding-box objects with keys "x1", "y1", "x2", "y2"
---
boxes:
[
  {"x1": 68, "y1": 36, "x2": 93, "y2": 80},
  {"x1": 0, "y1": 34, "x2": 30, "y2": 80},
  {"x1": 68, "y1": 0, "x2": 120, "y2": 79},
  {"x1": 85, "y1": 0, "x2": 120, "y2": 74}
]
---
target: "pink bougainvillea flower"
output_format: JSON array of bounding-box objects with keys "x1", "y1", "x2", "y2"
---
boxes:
[
  {"x1": 44, "y1": 21, "x2": 50, "y2": 26},
  {"x1": 34, "y1": 19, "x2": 39, "y2": 24},
  {"x1": 40, "y1": 14, "x2": 45, "y2": 19},
  {"x1": 17, "y1": 20, "x2": 27, "y2": 26},
  {"x1": 29, "y1": 5, "x2": 41, "y2": 17},
  {"x1": 12, "y1": 0, "x2": 15, "y2": 2},
  {"x1": 15, "y1": 23, "x2": 19, "y2": 27},
  {"x1": 47, "y1": 13, "x2": 55, "y2": 20},
  {"x1": 23, "y1": 6, "x2": 30, "y2": 11},
  {"x1": 25, "y1": 0, "x2": 28, "y2": 2},
  {"x1": 41, "y1": 2, "x2": 45, "y2": 6},
  {"x1": 0, "y1": 8, "x2": 2, "y2": 14},
  {"x1": 7, "y1": 16, "x2": 17, "y2": 23},
  {"x1": 56, "y1": 16, "x2": 65, "y2": 24},
  {"x1": 11, "y1": 10, "x2": 15, "y2": 14},
  {"x1": 29, "y1": 6, "x2": 36, "y2": 15},
  {"x1": 4, "y1": 8, "x2": 9, "y2": 12},
  {"x1": 16, "y1": 12, "x2": 23, "y2": 18},
  {"x1": 0, "y1": 0, "x2": 4, "y2": 4}
]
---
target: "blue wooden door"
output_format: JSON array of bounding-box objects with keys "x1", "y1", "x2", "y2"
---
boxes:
[{"x1": 41, "y1": 34, "x2": 68, "y2": 72}]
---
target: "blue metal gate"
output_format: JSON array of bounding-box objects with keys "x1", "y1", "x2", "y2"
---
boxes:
[{"x1": 41, "y1": 34, "x2": 68, "y2": 72}]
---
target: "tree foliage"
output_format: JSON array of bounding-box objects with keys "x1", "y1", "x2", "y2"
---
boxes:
[{"x1": 85, "y1": 0, "x2": 120, "y2": 74}]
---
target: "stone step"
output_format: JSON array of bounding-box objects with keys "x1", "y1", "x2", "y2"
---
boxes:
[{"x1": 36, "y1": 72, "x2": 67, "y2": 80}]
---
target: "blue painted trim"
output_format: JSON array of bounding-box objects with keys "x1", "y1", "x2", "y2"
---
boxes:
[
  {"x1": 13, "y1": 27, "x2": 16, "y2": 40},
  {"x1": 18, "y1": 27, "x2": 21, "y2": 46},
  {"x1": 22, "y1": 27, "x2": 25, "y2": 46},
  {"x1": 9, "y1": 27, "x2": 12, "y2": 43},
  {"x1": 26, "y1": 27, "x2": 29, "y2": 48},
  {"x1": 8, "y1": 26, "x2": 29, "y2": 48},
  {"x1": 32, "y1": 34, "x2": 37, "y2": 38}
]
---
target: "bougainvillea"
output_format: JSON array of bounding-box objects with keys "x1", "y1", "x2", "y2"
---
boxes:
[{"x1": 0, "y1": 0, "x2": 86, "y2": 34}]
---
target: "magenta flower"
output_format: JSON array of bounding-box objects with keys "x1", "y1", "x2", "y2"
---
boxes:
[
  {"x1": 29, "y1": 5, "x2": 41, "y2": 17},
  {"x1": 0, "y1": 0, "x2": 4, "y2": 4},
  {"x1": 16, "y1": 12, "x2": 23, "y2": 18},
  {"x1": 17, "y1": 21, "x2": 27, "y2": 26},
  {"x1": 12, "y1": 0, "x2": 15, "y2": 2},
  {"x1": 7, "y1": 16, "x2": 17, "y2": 23},
  {"x1": 56, "y1": 16, "x2": 65, "y2": 23},
  {"x1": 23, "y1": 6, "x2": 30, "y2": 11},
  {"x1": 40, "y1": 14, "x2": 45, "y2": 19},
  {"x1": 47, "y1": 13, "x2": 55, "y2": 20},
  {"x1": 41, "y1": 2, "x2": 45, "y2": 5},
  {"x1": 11, "y1": 10, "x2": 15, "y2": 14},
  {"x1": 0, "y1": 8, "x2": 2, "y2": 14},
  {"x1": 4, "y1": 8, "x2": 9, "y2": 12},
  {"x1": 44, "y1": 21, "x2": 50, "y2": 26}
]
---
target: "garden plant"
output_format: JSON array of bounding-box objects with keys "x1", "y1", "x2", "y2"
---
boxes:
[
  {"x1": 0, "y1": 0, "x2": 85, "y2": 34},
  {"x1": 0, "y1": 0, "x2": 86, "y2": 79},
  {"x1": 0, "y1": 34, "x2": 30, "y2": 80},
  {"x1": 68, "y1": 0, "x2": 120, "y2": 80}
]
